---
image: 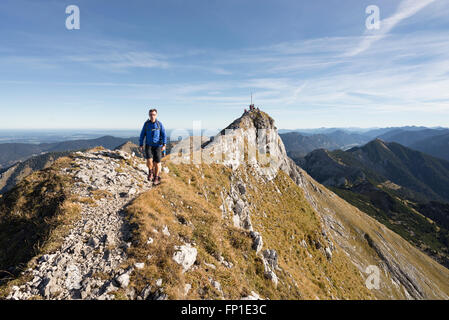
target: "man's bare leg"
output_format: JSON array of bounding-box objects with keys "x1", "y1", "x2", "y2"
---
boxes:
[
  {"x1": 152, "y1": 162, "x2": 162, "y2": 185},
  {"x1": 155, "y1": 162, "x2": 162, "y2": 177},
  {"x1": 147, "y1": 158, "x2": 153, "y2": 176}
]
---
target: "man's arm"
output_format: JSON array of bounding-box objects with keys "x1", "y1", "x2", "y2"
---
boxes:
[{"x1": 139, "y1": 122, "x2": 147, "y2": 147}]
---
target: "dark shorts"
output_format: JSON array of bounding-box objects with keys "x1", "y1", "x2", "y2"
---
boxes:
[{"x1": 145, "y1": 145, "x2": 162, "y2": 163}]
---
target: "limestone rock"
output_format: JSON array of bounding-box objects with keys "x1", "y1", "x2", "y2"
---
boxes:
[
  {"x1": 241, "y1": 291, "x2": 262, "y2": 300},
  {"x1": 116, "y1": 272, "x2": 130, "y2": 288},
  {"x1": 250, "y1": 231, "x2": 263, "y2": 253},
  {"x1": 173, "y1": 244, "x2": 197, "y2": 273}
]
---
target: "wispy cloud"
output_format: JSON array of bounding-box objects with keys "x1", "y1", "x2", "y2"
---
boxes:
[
  {"x1": 346, "y1": 0, "x2": 437, "y2": 57},
  {"x1": 67, "y1": 51, "x2": 170, "y2": 70}
]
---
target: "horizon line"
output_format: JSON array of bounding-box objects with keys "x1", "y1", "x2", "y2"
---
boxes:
[{"x1": 0, "y1": 125, "x2": 448, "y2": 131}]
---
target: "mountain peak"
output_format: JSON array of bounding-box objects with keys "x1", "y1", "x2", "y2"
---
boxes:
[
  {"x1": 199, "y1": 109, "x2": 298, "y2": 181},
  {"x1": 364, "y1": 138, "x2": 391, "y2": 152},
  {"x1": 223, "y1": 109, "x2": 276, "y2": 132}
]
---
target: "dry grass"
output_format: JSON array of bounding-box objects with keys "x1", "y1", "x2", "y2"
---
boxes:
[
  {"x1": 301, "y1": 168, "x2": 449, "y2": 299},
  {"x1": 123, "y1": 157, "x2": 375, "y2": 300},
  {"x1": 90, "y1": 189, "x2": 113, "y2": 201},
  {"x1": 0, "y1": 156, "x2": 81, "y2": 298}
]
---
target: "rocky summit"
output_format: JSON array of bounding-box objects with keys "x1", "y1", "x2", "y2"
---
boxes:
[{"x1": 1, "y1": 110, "x2": 449, "y2": 300}]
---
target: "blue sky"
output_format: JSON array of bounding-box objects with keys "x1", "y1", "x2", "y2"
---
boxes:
[{"x1": 1, "y1": 0, "x2": 448, "y2": 130}]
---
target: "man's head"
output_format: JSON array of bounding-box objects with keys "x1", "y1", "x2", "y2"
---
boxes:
[{"x1": 149, "y1": 108, "x2": 157, "y2": 122}]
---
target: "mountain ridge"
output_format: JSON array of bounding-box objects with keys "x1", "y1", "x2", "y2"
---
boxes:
[
  {"x1": 300, "y1": 138, "x2": 449, "y2": 268},
  {"x1": 1, "y1": 110, "x2": 449, "y2": 300}
]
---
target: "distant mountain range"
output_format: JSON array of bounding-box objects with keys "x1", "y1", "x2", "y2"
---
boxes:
[
  {"x1": 0, "y1": 137, "x2": 187, "y2": 194},
  {"x1": 410, "y1": 132, "x2": 449, "y2": 162},
  {"x1": 279, "y1": 125, "x2": 444, "y2": 136},
  {"x1": 302, "y1": 139, "x2": 449, "y2": 202},
  {"x1": 377, "y1": 128, "x2": 449, "y2": 145},
  {"x1": 3, "y1": 126, "x2": 448, "y2": 170},
  {"x1": 0, "y1": 136, "x2": 141, "y2": 169},
  {"x1": 281, "y1": 126, "x2": 449, "y2": 162},
  {"x1": 297, "y1": 139, "x2": 449, "y2": 267},
  {"x1": 280, "y1": 130, "x2": 370, "y2": 159},
  {"x1": 376, "y1": 128, "x2": 449, "y2": 161},
  {"x1": 0, "y1": 151, "x2": 73, "y2": 194}
]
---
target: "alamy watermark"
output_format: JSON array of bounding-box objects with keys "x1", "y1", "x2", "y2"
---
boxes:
[
  {"x1": 66, "y1": 5, "x2": 80, "y2": 30},
  {"x1": 366, "y1": 5, "x2": 380, "y2": 30},
  {"x1": 167, "y1": 122, "x2": 280, "y2": 170},
  {"x1": 365, "y1": 265, "x2": 380, "y2": 290}
]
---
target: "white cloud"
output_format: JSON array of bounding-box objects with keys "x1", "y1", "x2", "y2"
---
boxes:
[{"x1": 346, "y1": 0, "x2": 437, "y2": 57}]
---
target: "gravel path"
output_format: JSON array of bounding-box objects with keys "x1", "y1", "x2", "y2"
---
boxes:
[{"x1": 7, "y1": 149, "x2": 151, "y2": 300}]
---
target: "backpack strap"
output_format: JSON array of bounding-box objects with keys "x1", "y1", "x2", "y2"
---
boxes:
[{"x1": 145, "y1": 119, "x2": 151, "y2": 132}]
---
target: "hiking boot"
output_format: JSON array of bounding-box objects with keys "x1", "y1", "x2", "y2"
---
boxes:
[
  {"x1": 148, "y1": 171, "x2": 154, "y2": 182},
  {"x1": 153, "y1": 176, "x2": 161, "y2": 186}
]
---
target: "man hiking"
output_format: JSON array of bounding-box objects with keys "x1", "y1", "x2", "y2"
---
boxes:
[{"x1": 139, "y1": 108, "x2": 167, "y2": 185}]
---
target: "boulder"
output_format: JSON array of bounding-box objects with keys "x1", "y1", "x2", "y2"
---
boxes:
[
  {"x1": 116, "y1": 272, "x2": 130, "y2": 288},
  {"x1": 262, "y1": 249, "x2": 278, "y2": 270},
  {"x1": 65, "y1": 264, "x2": 82, "y2": 291},
  {"x1": 162, "y1": 225, "x2": 171, "y2": 237},
  {"x1": 250, "y1": 231, "x2": 263, "y2": 253},
  {"x1": 325, "y1": 247, "x2": 333, "y2": 260},
  {"x1": 173, "y1": 244, "x2": 197, "y2": 272},
  {"x1": 135, "y1": 262, "x2": 145, "y2": 269},
  {"x1": 241, "y1": 291, "x2": 262, "y2": 300}
]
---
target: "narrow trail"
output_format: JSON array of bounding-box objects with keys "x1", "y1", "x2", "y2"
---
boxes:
[{"x1": 8, "y1": 149, "x2": 152, "y2": 300}]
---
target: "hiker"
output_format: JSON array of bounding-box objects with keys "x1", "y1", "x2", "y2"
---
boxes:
[{"x1": 139, "y1": 108, "x2": 167, "y2": 185}]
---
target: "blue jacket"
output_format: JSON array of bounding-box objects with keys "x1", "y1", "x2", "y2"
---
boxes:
[{"x1": 139, "y1": 119, "x2": 167, "y2": 147}]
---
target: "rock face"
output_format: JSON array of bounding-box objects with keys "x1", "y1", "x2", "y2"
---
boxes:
[
  {"x1": 241, "y1": 291, "x2": 262, "y2": 300},
  {"x1": 6, "y1": 149, "x2": 151, "y2": 300},
  {"x1": 202, "y1": 110, "x2": 293, "y2": 181},
  {"x1": 199, "y1": 110, "x2": 296, "y2": 289}
]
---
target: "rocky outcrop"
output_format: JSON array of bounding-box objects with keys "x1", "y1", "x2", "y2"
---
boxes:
[{"x1": 201, "y1": 110, "x2": 292, "y2": 180}]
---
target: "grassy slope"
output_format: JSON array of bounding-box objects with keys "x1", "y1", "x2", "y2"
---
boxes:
[
  {"x1": 298, "y1": 168, "x2": 449, "y2": 299},
  {"x1": 124, "y1": 155, "x2": 374, "y2": 300},
  {"x1": 329, "y1": 186, "x2": 449, "y2": 268}
]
